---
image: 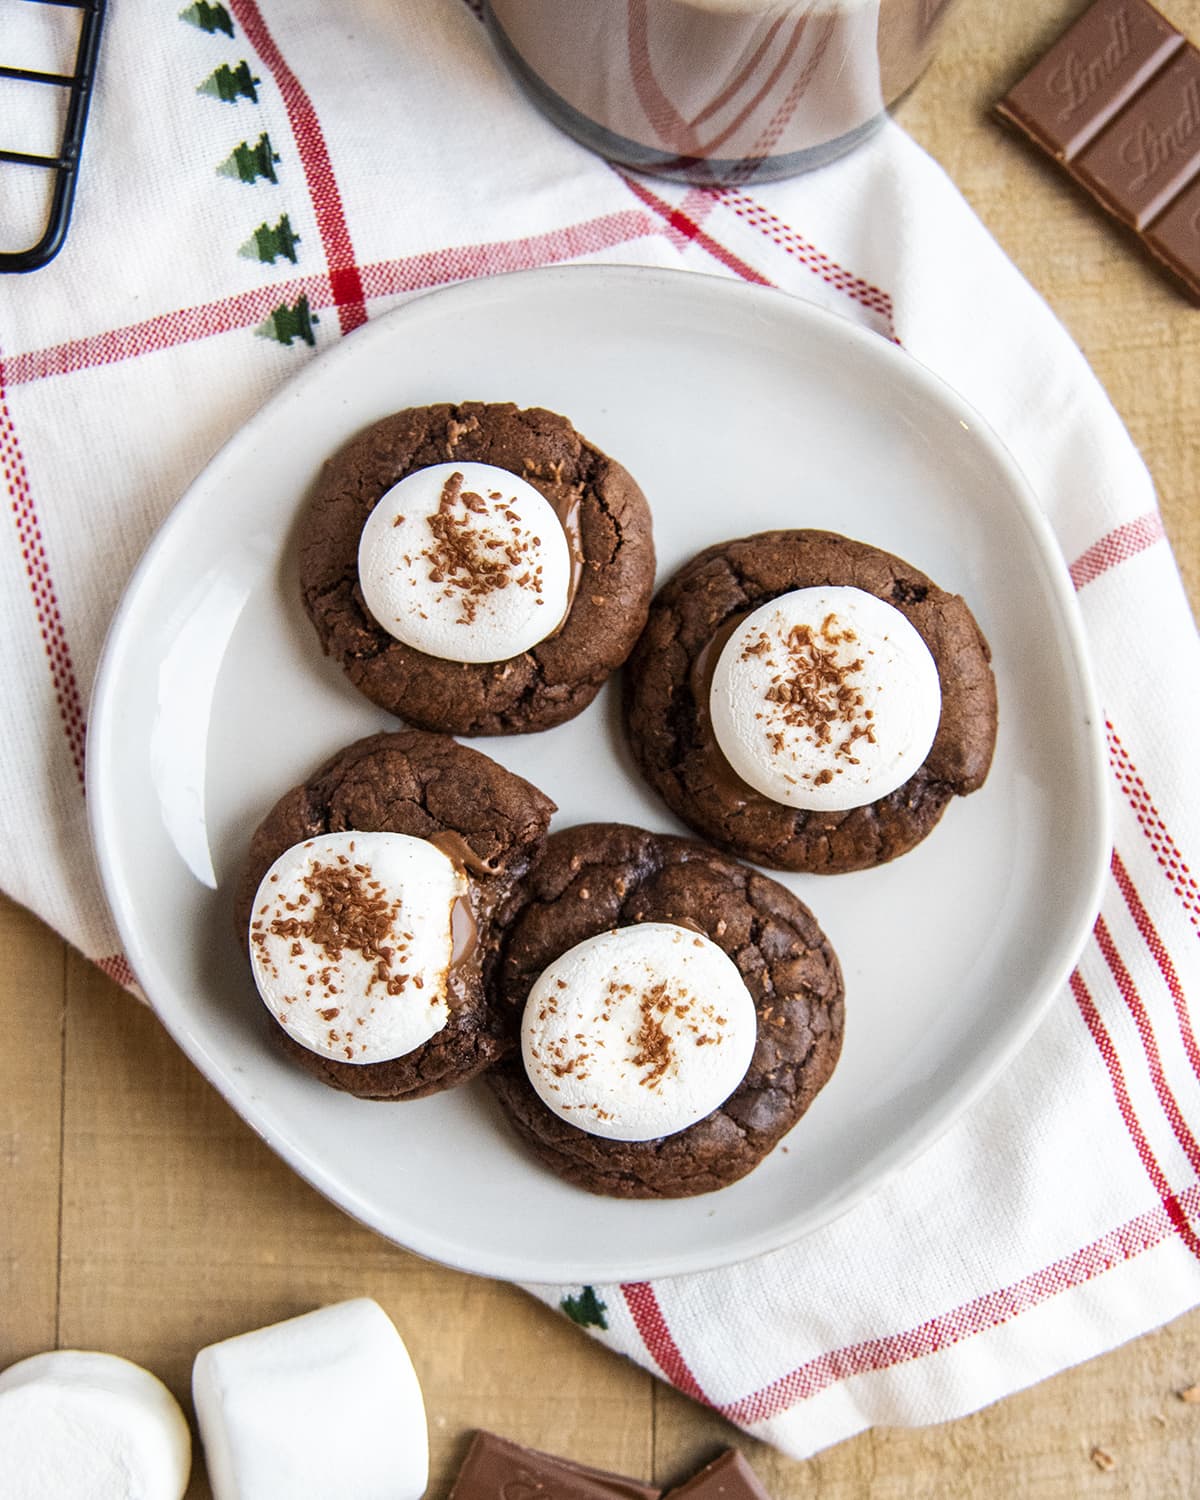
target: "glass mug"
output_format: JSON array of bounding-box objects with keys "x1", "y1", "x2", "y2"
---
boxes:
[{"x1": 484, "y1": 0, "x2": 957, "y2": 184}]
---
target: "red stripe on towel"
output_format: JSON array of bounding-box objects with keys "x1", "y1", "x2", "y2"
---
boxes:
[
  {"x1": 1094, "y1": 911, "x2": 1200, "y2": 1176},
  {"x1": 621, "y1": 1281, "x2": 715, "y2": 1407},
  {"x1": 4, "y1": 212, "x2": 657, "y2": 386},
  {"x1": 1107, "y1": 721, "x2": 1200, "y2": 931},
  {"x1": 720, "y1": 1181, "x2": 1200, "y2": 1424},
  {"x1": 0, "y1": 356, "x2": 87, "y2": 784},
  {"x1": 716, "y1": 189, "x2": 896, "y2": 336},
  {"x1": 620, "y1": 176, "x2": 774, "y2": 286},
  {"x1": 229, "y1": 0, "x2": 368, "y2": 334},
  {"x1": 1112, "y1": 849, "x2": 1200, "y2": 1082},
  {"x1": 1070, "y1": 513, "x2": 1165, "y2": 589}
]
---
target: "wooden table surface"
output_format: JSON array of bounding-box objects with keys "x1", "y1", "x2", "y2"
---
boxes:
[{"x1": 4, "y1": 1, "x2": 1200, "y2": 1495}]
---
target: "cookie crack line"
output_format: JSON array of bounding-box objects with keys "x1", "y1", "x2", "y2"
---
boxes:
[{"x1": 586, "y1": 453, "x2": 625, "y2": 569}]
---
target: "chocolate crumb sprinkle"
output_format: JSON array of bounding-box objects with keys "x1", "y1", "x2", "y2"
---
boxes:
[
  {"x1": 420, "y1": 470, "x2": 547, "y2": 626},
  {"x1": 627, "y1": 980, "x2": 680, "y2": 1090},
  {"x1": 749, "y1": 615, "x2": 879, "y2": 780},
  {"x1": 253, "y1": 853, "x2": 413, "y2": 998}
]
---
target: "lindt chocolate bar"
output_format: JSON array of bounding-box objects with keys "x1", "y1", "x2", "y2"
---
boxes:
[
  {"x1": 662, "y1": 1451, "x2": 772, "y2": 1500},
  {"x1": 448, "y1": 1431, "x2": 662, "y2": 1500},
  {"x1": 995, "y1": 0, "x2": 1200, "y2": 303}
]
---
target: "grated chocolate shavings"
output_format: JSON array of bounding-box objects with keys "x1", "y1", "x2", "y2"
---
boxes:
[
  {"x1": 251, "y1": 853, "x2": 413, "y2": 997},
  {"x1": 628, "y1": 980, "x2": 679, "y2": 1090},
  {"x1": 748, "y1": 614, "x2": 879, "y2": 780},
  {"x1": 420, "y1": 471, "x2": 546, "y2": 625}
]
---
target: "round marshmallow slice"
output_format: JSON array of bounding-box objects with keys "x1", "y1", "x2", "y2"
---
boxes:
[
  {"x1": 521, "y1": 922, "x2": 757, "y2": 1142},
  {"x1": 709, "y1": 585, "x2": 942, "y2": 813},
  {"x1": 357, "y1": 460, "x2": 573, "y2": 663},
  {"x1": 248, "y1": 831, "x2": 469, "y2": 1066},
  {"x1": 0, "y1": 1350, "x2": 191, "y2": 1500}
]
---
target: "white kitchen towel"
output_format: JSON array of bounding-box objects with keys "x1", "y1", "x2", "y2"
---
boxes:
[{"x1": 1, "y1": 0, "x2": 1198, "y2": 1462}]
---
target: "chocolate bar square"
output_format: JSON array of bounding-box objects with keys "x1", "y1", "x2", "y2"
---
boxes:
[{"x1": 995, "y1": 0, "x2": 1200, "y2": 302}]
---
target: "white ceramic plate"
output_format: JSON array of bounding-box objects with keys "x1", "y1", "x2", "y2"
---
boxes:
[{"x1": 89, "y1": 265, "x2": 1109, "y2": 1283}]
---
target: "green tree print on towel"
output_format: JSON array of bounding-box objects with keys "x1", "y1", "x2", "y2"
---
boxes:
[
  {"x1": 560, "y1": 1287, "x2": 609, "y2": 1330},
  {"x1": 261, "y1": 296, "x2": 318, "y2": 347},
  {"x1": 219, "y1": 134, "x2": 281, "y2": 185},
  {"x1": 180, "y1": 2, "x2": 235, "y2": 36},
  {"x1": 200, "y1": 61, "x2": 261, "y2": 104},
  {"x1": 243, "y1": 215, "x2": 301, "y2": 265}
]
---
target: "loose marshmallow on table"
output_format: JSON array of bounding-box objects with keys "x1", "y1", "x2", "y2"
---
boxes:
[
  {"x1": 358, "y1": 460, "x2": 573, "y2": 663},
  {"x1": 709, "y1": 586, "x2": 941, "y2": 813},
  {"x1": 248, "y1": 830, "x2": 467, "y2": 1066},
  {"x1": 0, "y1": 1350, "x2": 191, "y2": 1500},
  {"x1": 521, "y1": 922, "x2": 757, "y2": 1141},
  {"x1": 192, "y1": 1298, "x2": 428, "y2": 1500}
]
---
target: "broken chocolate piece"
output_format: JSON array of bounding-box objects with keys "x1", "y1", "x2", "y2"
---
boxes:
[
  {"x1": 448, "y1": 1431, "x2": 661, "y2": 1500},
  {"x1": 662, "y1": 1451, "x2": 772, "y2": 1500},
  {"x1": 994, "y1": 0, "x2": 1200, "y2": 303}
]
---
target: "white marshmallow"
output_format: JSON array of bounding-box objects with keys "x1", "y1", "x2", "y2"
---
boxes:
[
  {"x1": 192, "y1": 1299, "x2": 427, "y2": 1500},
  {"x1": 358, "y1": 461, "x2": 572, "y2": 663},
  {"x1": 248, "y1": 831, "x2": 468, "y2": 1066},
  {"x1": 521, "y1": 922, "x2": 757, "y2": 1141},
  {"x1": 709, "y1": 586, "x2": 941, "y2": 812},
  {"x1": 0, "y1": 1350, "x2": 191, "y2": 1500}
]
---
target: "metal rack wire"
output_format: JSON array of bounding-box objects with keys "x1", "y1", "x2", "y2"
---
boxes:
[{"x1": 0, "y1": 0, "x2": 107, "y2": 273}]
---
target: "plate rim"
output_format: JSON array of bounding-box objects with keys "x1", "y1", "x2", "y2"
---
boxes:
[{"x1": 87, "y1": 263, "x2": 1112, "y2": 1282}]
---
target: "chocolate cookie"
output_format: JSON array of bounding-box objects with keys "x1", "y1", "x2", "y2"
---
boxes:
[
  {"x1": 234, "y1": 730, "x2": 555, "y2": 1100},
  {"x1": 299, "y1": 402, "x2": 656, "y2": 735},
  {"x1": 624, "y1": 530, "x2": 997, "y2": 874},
  {"x1": 487, "y1": 823, "x2": 845, "y2": 1198}
]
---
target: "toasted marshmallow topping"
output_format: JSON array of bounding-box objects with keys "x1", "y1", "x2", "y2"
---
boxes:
[
  {"x1": 357, "y1": 461, "x2": 572, "y2": 663},
  {"x1": 521, "y1": 922, "x2": 757, "y2": 1142},
  {"x1": 248, "y1": 831, "x2": 467, "y2": 1065},
  {"x1": 709, "y1": 586, "x2": 941, "y2": 812}
]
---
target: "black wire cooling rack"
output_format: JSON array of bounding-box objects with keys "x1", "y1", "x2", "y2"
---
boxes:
[{"x1": 0, "y1": 0, "x2": 107, "y2": 273}]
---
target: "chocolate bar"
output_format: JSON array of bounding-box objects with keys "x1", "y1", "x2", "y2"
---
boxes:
[
  {"x1": 447, "y1": 1431, "x2": 662, "y2": 1500},
  {"x1": 662, "y1": 1451, "x2": 773, "y2": 1500},
  {"x1": 446, "y1": 1434, "x2": 775, "y2": 1500},
  {"x1": 994, "y1": 0, "x2": 1200, "y2": 303}
]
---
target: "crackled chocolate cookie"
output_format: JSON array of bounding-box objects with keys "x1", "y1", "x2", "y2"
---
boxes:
[
  {"x1": 234, "y1": 730, "x2": 555, "y2": 1100},
  {"x1": 487, "y1": 822, "x2": 844, "y2": 1198},
  {"x1": 624, "y1": 530, "x2": 997, "y2": 874},
  {"x1": 299, "y1": 402, "x2": 656, "y2": 736}
]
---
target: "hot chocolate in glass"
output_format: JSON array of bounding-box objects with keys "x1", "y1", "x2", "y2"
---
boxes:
[{"x1": 484, "y1": 0, "x2": 957, "y2": 183}]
